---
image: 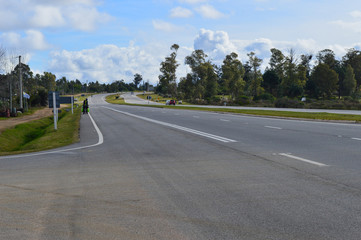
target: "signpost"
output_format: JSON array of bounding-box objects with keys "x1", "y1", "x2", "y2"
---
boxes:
[
  {"x1": 48, "y1": 92, "x2": 60, "y2": 130},
  {"x1": 48, "y1": 93, "x2": 75, "y2": 130}
]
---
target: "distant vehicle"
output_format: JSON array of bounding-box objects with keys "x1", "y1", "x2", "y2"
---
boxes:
[
  {"x1": 165, "y1": 100, "x2": 170, "y2": 105},
  {"x1": 169, "y1": 100, "x2": 176, "y2": 105}
]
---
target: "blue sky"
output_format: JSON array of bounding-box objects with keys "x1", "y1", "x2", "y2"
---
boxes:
[{"x1": 1, "y1": 0, "x2": 361, "y2": 85}]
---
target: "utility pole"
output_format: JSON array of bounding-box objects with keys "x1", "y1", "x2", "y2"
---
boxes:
[
  {"x1": 9, "y1": 75, "x2": 12, "y2": 113},
  {"x1": 18, "y1": 56, "x2": 23, "y2": 109}
]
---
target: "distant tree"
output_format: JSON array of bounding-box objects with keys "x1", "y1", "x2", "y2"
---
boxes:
[
  {"x1": 203, "y1": 62, "x2": 218, "y2": 99},
  {"x1": 157, "y1": 44, "x2": 180, "y2": 96},
  {"x1": 221, "y1": 52, "x2": 245, "y2": 99},
  {"x1": 269, "y1": 48, "x2": 285, "y2": 81},
  {"x1": 262, "y1": 68, "x2": 280, "y2": 96},
  {"x1": 185, "y1": 49, "x2": 208, "y2": 99},
  {"x1": 56, "y1": 76, "x2": 69, "y2": 95},
  {"x1": 246, "y1": 52, "x2": 263, "y2": 97},
  {"x1": 40, "y1": 72, "x2": 56, "y2": 92},
  {"x1": 317, "y1": 49, "x2": 337, "y2": 70},
  {"x1": 342, "y1": 48, "x2": 361, "y2": 90},
  {"x1": 342, "y1": 64, "x2": 356, "y2": 96},
  {"x1": 311, "y1": 63, "x2": 338, "y2": 99},
  {"x1": 133, "y1": 73, "x2": 142, "y2": 89},
  {"x1": 280, "y1": 49, "x2": 306, "y2": 98}
]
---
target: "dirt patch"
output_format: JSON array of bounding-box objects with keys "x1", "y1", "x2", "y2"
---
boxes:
[{"x1": 0, "y1": 106, "x2": 68, "y2": 133}]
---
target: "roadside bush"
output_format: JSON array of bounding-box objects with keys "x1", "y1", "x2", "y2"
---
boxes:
[
  {"x1": 236, "y1": 95, "x2": 250, "y2": 106},
  {"x1": 253, "y1": 93, "x2": 275, "y2": 102},
  {"x1": 274, "y1": 97, "x2": 304, "y2": 108}
]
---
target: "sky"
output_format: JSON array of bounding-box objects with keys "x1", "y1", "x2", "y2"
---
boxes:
[{"x1": 1, "y1": 0, "x2": 361, "y2": 85}]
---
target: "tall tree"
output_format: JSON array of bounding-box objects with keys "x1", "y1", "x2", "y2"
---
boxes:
[
  {"x1": 317, "y1": 49, "x2": 337, "y2": 70},
  {"x1": 343, "y1": 64, "x2": 356, "y2": 96},
  {"x1": 280, "y1": 49, "x2": 306, "y2": 98},
  {"x1": 157, "y1": 44, "x2": 180, "y2": 96},
  {"x1": 311, "y1": 63, "x2": 339, "y2": 99},
  {"x1": 269, "y1": 48, "x2": 285, "y2": 81},
  {"x1": 41, "y1": 72, "x2": 56, "y2": 91},
  {"x1": 184, "y1": 49, "x2": 208, "y2": 99},
  {"x1": 221, "y1": 52, "x2": 245, "y2": 99},
  {"x1": 342, "y1": 48, "x2": 361, "y2": 90},
  {"x1": 133, "y1": 73, "x2": 142, "y2": 89},
  {"x1": 246, "y1": 52, "x2": 263, "y2": 97},
  {"x1": 262, "y1": 68, "x2": 280, "y2": 96}
]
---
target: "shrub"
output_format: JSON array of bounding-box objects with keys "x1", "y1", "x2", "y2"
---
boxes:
[
  {"x1": 253, "y1": 93, "x2": 275, "y2": 102},
  {"x1": 274, "y1": 97, "x2": 304, "y2": 108},
  {"x1": 236, "y1": 95, "x2": 250, "y2": 106}
]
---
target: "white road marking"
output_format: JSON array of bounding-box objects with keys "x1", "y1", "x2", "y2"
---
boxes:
[
  {"x1": 220, "y1": 119, "x2": 230, "y2": 122},
  {"x1": 352, "y1": 138, "x2": 361, "y2": 141},
  {"x1": 279, "y1": 153, "x2": 328, "y2": 167},
  {"x1": 103, "y1": 106, "x2": 237, "y2": 143},
  {"x1": 265, "y1": 126, "x2": 282, "y2": 130},
  {"x1": 0, "y1": 113, "x2": 104, "y2": 159}
]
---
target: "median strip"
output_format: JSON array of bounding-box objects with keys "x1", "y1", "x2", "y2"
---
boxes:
[{"x1": 103, "y1": 106, "x2": 237, "y2": 143}]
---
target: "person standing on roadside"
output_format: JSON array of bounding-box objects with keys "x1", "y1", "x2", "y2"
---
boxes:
[{"x1": 83, "y1": 98, "x2": 89, "y2": 114}]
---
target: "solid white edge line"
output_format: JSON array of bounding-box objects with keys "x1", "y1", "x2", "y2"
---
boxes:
[
  {"x1": 102, "y1": 106, "x2": 237, "y2": 143},
  {"x1": 0, "y1": 112, "x2": 104, "y2": 160},
  {"x1": 279, "y1": 153, "x2": 328, "y2": 167}
]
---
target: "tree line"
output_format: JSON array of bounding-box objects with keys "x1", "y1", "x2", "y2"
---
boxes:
[
  {"x1": 0, "y1": 62, "x2": 140, "y2": 111},
  {"x1": 156, "y1": 45, "x2": 361, "y2": 105}
]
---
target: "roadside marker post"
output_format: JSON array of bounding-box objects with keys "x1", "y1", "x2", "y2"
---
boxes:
[{"x1": 53, "y1": 92, "x2": 57, "y2": 130}]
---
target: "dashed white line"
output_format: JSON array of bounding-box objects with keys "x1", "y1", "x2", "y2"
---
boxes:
[
  {"x1": 352, "y1": 138, "x2": 361, "y2": 141},
  {"x1": 220, "y1": 119, "x2": 230, "y2": 122},
  {"x1": 265, "y1": 126, "x2": 282, "y2": 130},
  {"x1": 279, "y1": 153, "x2": 328, "y2": 167}
]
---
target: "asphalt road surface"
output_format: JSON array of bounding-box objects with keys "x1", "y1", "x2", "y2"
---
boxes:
[{"x1": 1, "y1": 94, "x2": 361, "y2": 240}]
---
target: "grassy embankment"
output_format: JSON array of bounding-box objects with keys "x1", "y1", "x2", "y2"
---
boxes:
[
  {"x1": 0, "y1": 105, "x2": 82, "y2": 156},
  {"x1": 136, "y1": 93, "x2": 192, "y2": 105},
  {"x1": 106, "y1": 94, "x2": 361, "y2": 122}
]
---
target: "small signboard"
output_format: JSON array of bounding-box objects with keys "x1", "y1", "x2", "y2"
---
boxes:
[
  {"x1": 59, "y1": 96, "x2": 73, "y2": 104},
  {"x1": 48, "y1": 91, "x2": 60, "y2": 108}
]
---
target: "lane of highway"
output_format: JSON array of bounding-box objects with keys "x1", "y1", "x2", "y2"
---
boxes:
[{"x1": 1, "y1": 94, "x2": 361, "y2": 239}]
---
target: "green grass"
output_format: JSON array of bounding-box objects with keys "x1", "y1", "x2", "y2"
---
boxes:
[
  {"x1": 136, "y1": 93, "x2": 192, "y2": 105},
  {"x1": 104, "y1": 95, "x2": 361, "y2": 122},
  {"x1": 0, "y1": 106, "x2": 81, "y2": 156},
  {"x1": 105, "y1": 94, "x2": 125, "y2": 104}
]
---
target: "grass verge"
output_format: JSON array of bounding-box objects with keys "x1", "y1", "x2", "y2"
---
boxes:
[
  {"x1": 0, "y1": 106, "x2": 81, "y2": 156},
  {"x1": 105, "y1": 94, "x2": 361, "y2": 122},
  {"x1": 105, "y1": 94, "x2": 125, "y2": 104}
]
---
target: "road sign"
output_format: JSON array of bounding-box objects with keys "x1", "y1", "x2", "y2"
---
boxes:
[
  {"x1": 59, "y1": 96, "x2": 73, "y2": 104},
  {"x1": 48, "y1": 92, "x2": 60, "y2": 108}
]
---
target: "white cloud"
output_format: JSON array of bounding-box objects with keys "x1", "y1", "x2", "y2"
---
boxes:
[
  {"x1": 30, "y1": 6, "x2": 66, "y2": 28},
  {"x1": 332, "y1": 11, "x2": 361, "y2": 33},
  {"x1": 350, "y1": 10, "x2": 361, "y2": 18},
  {"x1": 49, "y1": 43, "x2": 164, "y2": 84},
  {"x1": 152, "y1": 20, "x2": 178, "y2": 32},
  {"x1": 0, "y1": 0, "x2": 111, "y2": 31},
  {"x1": 170, "y1": 7, "x2": 193, "y2": 18},
  {"x1": 194, "y1": 29, "x2": 236, "y2": 61},
  {"x1": 196, "y1": 4, "x2": 224, "y2": 19},
  {"x1": 0, "y1": 30, "x2": 51, "y2": 51}
]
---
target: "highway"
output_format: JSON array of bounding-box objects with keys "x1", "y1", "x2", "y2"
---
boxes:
[{"x1": 1, "y1": 93, "x2": 361, "y2": 239}]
